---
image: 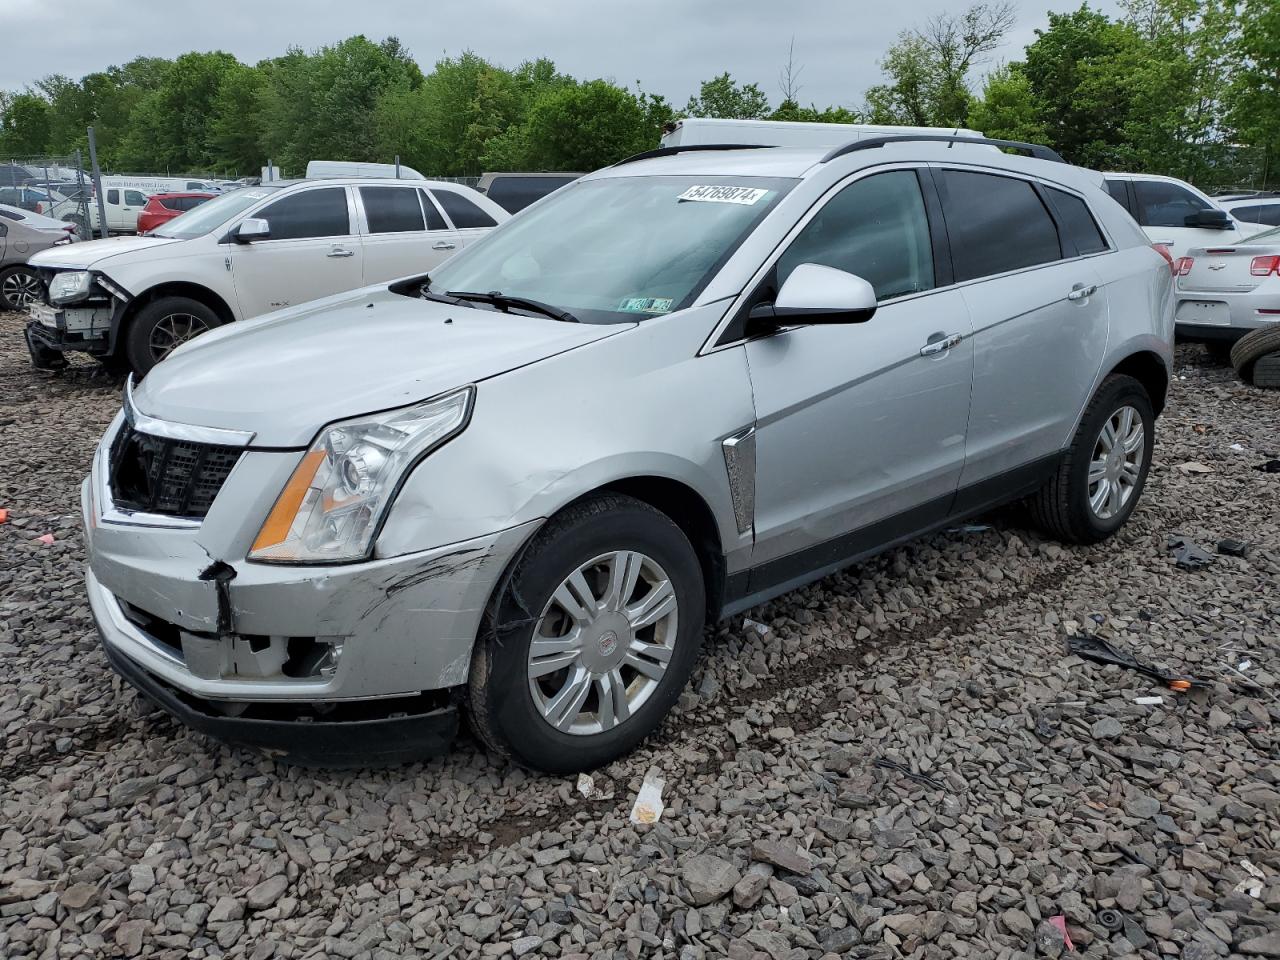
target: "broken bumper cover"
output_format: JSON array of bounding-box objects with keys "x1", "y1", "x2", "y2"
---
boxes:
[
  {"x1": 99, "y1": 634, "x2": 459, "y2": 767},
  {"x1": 25, "y1": 300, "x2": 117, "y2": 358}
]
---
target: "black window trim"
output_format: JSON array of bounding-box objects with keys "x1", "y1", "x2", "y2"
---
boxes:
[
  {"x1": 706, "y1": 162, "x2": 1116, "y2": 354},
  {"x1": 251, "y1": 184, "x2": 355, "y2": 243}
]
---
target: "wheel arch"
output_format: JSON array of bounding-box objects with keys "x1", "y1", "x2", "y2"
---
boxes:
[
  {"x1": 1107, "y1": 350, "x2": 1169, "y2": 416},
  {"x1": 111, "y1": 281, "x2": 236, "y2": 354}
]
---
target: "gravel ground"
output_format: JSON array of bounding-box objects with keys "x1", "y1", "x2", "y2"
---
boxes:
[{"x1": 1, "y1": 308, "x2": 1278, "y2": 960}]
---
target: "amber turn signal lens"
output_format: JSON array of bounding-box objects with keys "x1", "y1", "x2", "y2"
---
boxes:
[{"x1": 251, "y1": 450, "x2": 325, "y2": 552}]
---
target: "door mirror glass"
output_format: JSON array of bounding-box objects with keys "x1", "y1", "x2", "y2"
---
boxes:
[
  {"x1": 235, "y1": 217, "x2": 270, "y2": 243},
  {"x1": 1186, "y1": 208, "x2": 1232, "y2": 230},
  {"x1": 752, "y1": 263, "x2": 878, "y2": 325}
]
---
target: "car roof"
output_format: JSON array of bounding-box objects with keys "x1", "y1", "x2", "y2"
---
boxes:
[
  {"x1": 1222, "y1": 196, "x2": 1280, "y2": 206},
  {"x1": 588, "y1": 141, "x2": 1104, "y2": 193},
  {"x1": 149, "y1": 191, "x2": 216, "y2": 199}
]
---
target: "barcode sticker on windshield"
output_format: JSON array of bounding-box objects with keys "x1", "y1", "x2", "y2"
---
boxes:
[
  {"x1": 677, "y1": 185, "x2": 768, "y2": 205},
  {"x1": 619, "y1": 297, "x2": 674, "y2": 314}
]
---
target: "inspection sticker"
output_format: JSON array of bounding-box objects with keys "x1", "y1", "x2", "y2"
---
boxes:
[
  {"x1": 677, "y1": 184, "x2": 768, "y2": 205},
  {"x1": 618, "y1": 296, "x2": 674, "y2": 314}
]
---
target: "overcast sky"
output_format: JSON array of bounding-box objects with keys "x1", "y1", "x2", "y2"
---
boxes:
[{"x1": 3, "y1": 0, "x2": 1122, "y2": 107}]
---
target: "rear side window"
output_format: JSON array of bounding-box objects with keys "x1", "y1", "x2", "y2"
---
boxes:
[
  {"x1": 1231, "y1": 204, "x2": 1280, "y2": 226},
  {"x1": 939, "y1": 170, "x2": 1062, "y2": 281},
  {"x1": 417, "y1": 190, "x2": 447, "y2": 230},
  {"x1": 1046, "y1": 188, "x2": 1108, "y2": 255},
  {"x1": 486, "y1": 176, "x2": 577, "y2": 213},
  {"x1": 1132, "y1": 180, "x2": 1211, "y2": 227},
  {"x1": 361, "y1": 186, "x2": 425, "y2": 233},
  {"x1": 160, "y1": 197, "x2": 184, "y2": 210},
  {"x1": 107, "y1": 189, "x2": 120, "y2": 205},
  {"x1": 258, "y1": 187, "x2": 351, "y2": 240},
  {"x1": 1105, "y1": 179, "x2": 1130, "y2": 211},
  {"x1": 778, "y1": 170, "x2": 935, "y2": 301},
  {"x1": 430, "y1": 189, "x2": 497, "y2": 228}
]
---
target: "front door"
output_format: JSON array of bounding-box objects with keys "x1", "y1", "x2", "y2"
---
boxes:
[
  {"x1": 744, "y1": 168, "x2": 974, "y2": 584},
  {"x1": 230, "y1": 185, "x2": 364, "y2": 318}
]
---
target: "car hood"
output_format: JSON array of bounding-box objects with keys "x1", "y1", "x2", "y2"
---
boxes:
[
  {"x1": 133, "y1": 285, "x2": 633, "y2": 447},
  {"x1": 29, "y1": 234, "x2": 183, "y2": 269}
]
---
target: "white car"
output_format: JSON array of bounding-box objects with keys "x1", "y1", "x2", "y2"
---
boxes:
[
  {"x1": 1219, "y1": 196, "x2": 1280, "y2": 234},
  {"x1": 1103, "y1": 173, "x2": 1244, "y2": 259},
  {"x1": 1173, "y1": 224, "x2": 1280, "y2": 351},
  {"x1": 26, "y1": 178, "x2": 508, "y2": 375}
]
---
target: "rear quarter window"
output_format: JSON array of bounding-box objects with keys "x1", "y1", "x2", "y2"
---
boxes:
[
  {"x1": 1046, "y1": 187, "x2": 1109, "y2": 256},
  {"x1": 430, "y1": 189, "x2": 498, "y2": 228}
]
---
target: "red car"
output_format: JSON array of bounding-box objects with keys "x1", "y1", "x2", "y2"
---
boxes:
[{"x1": 136, "y1": 192, "x2": 216, "y2": 234}]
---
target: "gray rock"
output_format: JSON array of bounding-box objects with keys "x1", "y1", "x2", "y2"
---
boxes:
[
  {"x1": 1091, "y1": 717, "x2": 1124, "y2": 739},
  {"x1": 246, "y1": 875, "x2": 288, "y2": 910},
  {"x1": 682, "y1": 854, "x2": 741, "y2": 906},
  {"x1": 750, "y1": 838, "x2": 813, "y2": 875}
]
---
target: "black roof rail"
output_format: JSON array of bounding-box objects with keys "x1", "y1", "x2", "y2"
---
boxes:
[
  {"x1": 612, "y1": 143, "x2": 776, "y2": 167},
  {"x1": 822, "y1": 134, "x2": 1066, "y2": 164}
]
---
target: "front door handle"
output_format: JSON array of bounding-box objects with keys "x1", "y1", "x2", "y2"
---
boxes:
[
  {"x1": 327, "y1": 246, "x2": 355, "y2": 258},
  {"x1": 1067, "y1": 282, "x2": 1098, "y2": 301},
  {"x1": 432, "y1": 240, "x2": 456, "y2": 251},
  {"x1": 920, "y1": 332, "x2": 964, "y2": 356}
]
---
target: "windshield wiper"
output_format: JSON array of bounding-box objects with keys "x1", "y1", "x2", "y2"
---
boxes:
[{"x1": 446, "y1": 290, "x2": 580, "y2": 323}]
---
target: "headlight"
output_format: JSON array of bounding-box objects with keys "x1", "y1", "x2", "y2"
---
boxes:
[
  {"x1": 249, "y1": 387, "x2": 474, "y2": 563},
  {"x1": 48, "y1": 270, "x2": 93, "y2": 304}
]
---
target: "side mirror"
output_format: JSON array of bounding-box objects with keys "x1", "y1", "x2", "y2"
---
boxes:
[
  {"x1": 235, "y1": 218, "x2": 270, "y2": 243},
  {"x1": 749, "y1": 263, "x2": 878, "y2": 327},
  {"x1": 1186, "y1": 208, "x2": 1232, "y2": 230}
]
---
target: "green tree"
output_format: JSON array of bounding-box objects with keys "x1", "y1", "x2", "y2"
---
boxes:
[
  {"x1": 523, "y1": 80, "x2": 653, "y2": 170},
  {"x1": 1231, "y1": 0, "x2": 1280, "y2": 185},
  {"x1": 0, "y1": 92, "x2": 51, "y2": 156},
  {"x1": 864, "y1": 2, "x2": 1016, "y2": 127},
  {"x1": 209, "y1": 62, "x2": 267, "y2": 174},
  {"x1": 119, "y1": 52, "x2": 241, "y2": 171},
  {"x1": 684, "y1": 73, "x2": 770, "y2": 119},
  {"x1": 969, "y1": 64, "x2": 1048, "y2": 142}
]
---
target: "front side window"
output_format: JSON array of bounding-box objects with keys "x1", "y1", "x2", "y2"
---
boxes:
[
  {"x1": 940, "y1": 170, "x2": 1062, "y2": 281},
  {"x1": 124, "y1": 190, "x2": 148, "y2": 206},
  {"x1": 1232, "y1": 204, "x2": 1280, "y2": 227},
  {"x1": 431, "y1": 189, "x2": 497, "y2": 228},
  {"x1": 361, "y1": 186, "x2": 425, "y2": 233},
  {"x1": 487, "y1": 176, "x2": 578, "y2": 213},
  {"x1": 1132, "y1": 180, "x2": 1211, "y2": 227},
  {"x1": 1046, "y1": 187, "x2": 1109, "y2": 256},
  {"x1": 777, "y1": 170, "x2": 934, "y2": 302},
  {"x1": 427, "y1": 175, "x2": 793, "y2": 324},
  {"x1": 257, "y1": 187, "x2": 351, "y2": 240}
]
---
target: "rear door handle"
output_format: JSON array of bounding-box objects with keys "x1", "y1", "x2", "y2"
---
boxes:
[
  {"x1": 919, "y1": 332, "x2": 964, "y2": 356},
  {"x1": 432, "y1": 240, "x2": 456, "y2": 251},
  {"x1": 327, "y1": 246, "x2": 355, "y2": 258},
  {"x1": 1067, "y1": 283, "x2": 1097, "y2": 301}
]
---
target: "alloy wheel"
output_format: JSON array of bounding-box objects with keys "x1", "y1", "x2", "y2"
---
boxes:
[
  {"x1": 528, "y1": 550, "x2": 678, "y2": 735},
  {"x1": 1088, "y1": 404, "x2": 1145, "y2": 520},
  {"x1": 149, "y1": 312, "x2": 209, "y2": 361},
  {"x1": 2, "y1": 270, "x2": 42, "y2": 308}
]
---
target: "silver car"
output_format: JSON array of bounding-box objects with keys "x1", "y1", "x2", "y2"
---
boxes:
[
  {"x1": 1174, "y1": 225, "x2": 1280, "y2": 349},
  {"x1": 84, "y1": 136, "x2": 1174, "y2": 771},
  {"x1": 0, "y1": 203, "x2": 75, "y2": 310}
]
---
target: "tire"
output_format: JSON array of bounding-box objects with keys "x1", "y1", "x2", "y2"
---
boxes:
[
  {"x1": 1029, "y1": 374, "x2": 1155, "y2": 545},
  {"x1": 468, "y1": 494, "x2": 705, "y2": 773},
  {"x1": 124, "y1": 296, "x2": 222, "y2": 376},
  {"x1": 1253, "y1": 352, "x2": 1280, "y2": 390},
  {"x1": 1231, "y1": 326, "x2": 1280, "y2": 384},
  {"x1": 0, "y1": 265, "x2": 43, "y2": 312}
]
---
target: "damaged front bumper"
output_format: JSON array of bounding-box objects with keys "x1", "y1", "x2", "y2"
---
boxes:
[
  {"x1": 25, "y1": 298, "x2": 120, "y2": 364},
  {"x1": 82, "y1": 418, "x2": 540, "y2": 765}
]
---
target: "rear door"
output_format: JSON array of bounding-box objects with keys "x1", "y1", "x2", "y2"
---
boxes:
[
  {"x1": 356, "y1": 184, "x2": 461, "y2": 282},
  {"x1": 428, "y1": 187, "x2": 500, "y2": 248},
  {"x1": 229, "y1": 185, "x2": 363, "y2": 317},
  {"x1": 935, "y1": 167, "x2": 1110, "y2": 496}
]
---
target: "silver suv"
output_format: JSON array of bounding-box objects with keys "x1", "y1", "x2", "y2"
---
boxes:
[{"x1": 84, "y1": 136, "x2": 1174, "y2": 771}]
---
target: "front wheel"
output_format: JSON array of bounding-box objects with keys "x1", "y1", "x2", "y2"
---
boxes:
[
  {"x1": 0, "y1": 266, "x2": 43, "y2": 311},
  {"x1": 124, "y1": 296, "x2": 222, "y2": 376},
  {"x1": 1029, "y1": 374, "x2": 1155, "y2": 544},
  {"x1": 468, "y1": 494, "x2": 705, "y2": 773}
]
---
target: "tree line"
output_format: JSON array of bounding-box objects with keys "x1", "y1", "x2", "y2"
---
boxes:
[{"x1": 1, "y1": 0, "x2": 1277, "y2": 187}]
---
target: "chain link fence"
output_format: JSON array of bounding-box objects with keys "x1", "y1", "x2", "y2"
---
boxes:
[{"x1": 1, "y1": 154, "x2": 97, "y2": 237}]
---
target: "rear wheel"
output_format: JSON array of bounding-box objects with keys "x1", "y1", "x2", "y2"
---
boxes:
[
  {"x1": 1231, "y1": 326, "x2": 1280, "y2": 386},
  {"x1": 124, "y1": 296, "x2": 222, "y2": 376},
  {"x1": 468, "y1": 494, "x2": 705, "y2": 773},
  {"x1": 0, "y1": 266, "x2": 42, "y2": 311},
  {"x1": 1029, "y1": 374, "x2": 1154, "y2": 544}
]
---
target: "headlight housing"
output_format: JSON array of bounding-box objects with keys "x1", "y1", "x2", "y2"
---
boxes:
[
  {"x1": 249, "y1": 387, "x2": 474, "y2": 563},
  {"x1": 47, "y1": 270, "x2": 93, "y2": 304}
]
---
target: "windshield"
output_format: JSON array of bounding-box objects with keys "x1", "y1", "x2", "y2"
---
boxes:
[
  {"x1": 151, "y1": 185, "x2": 281, "y2": 240},
  {"x1": 427, "y1": 175, "x2": 795, "y2": 323}
]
